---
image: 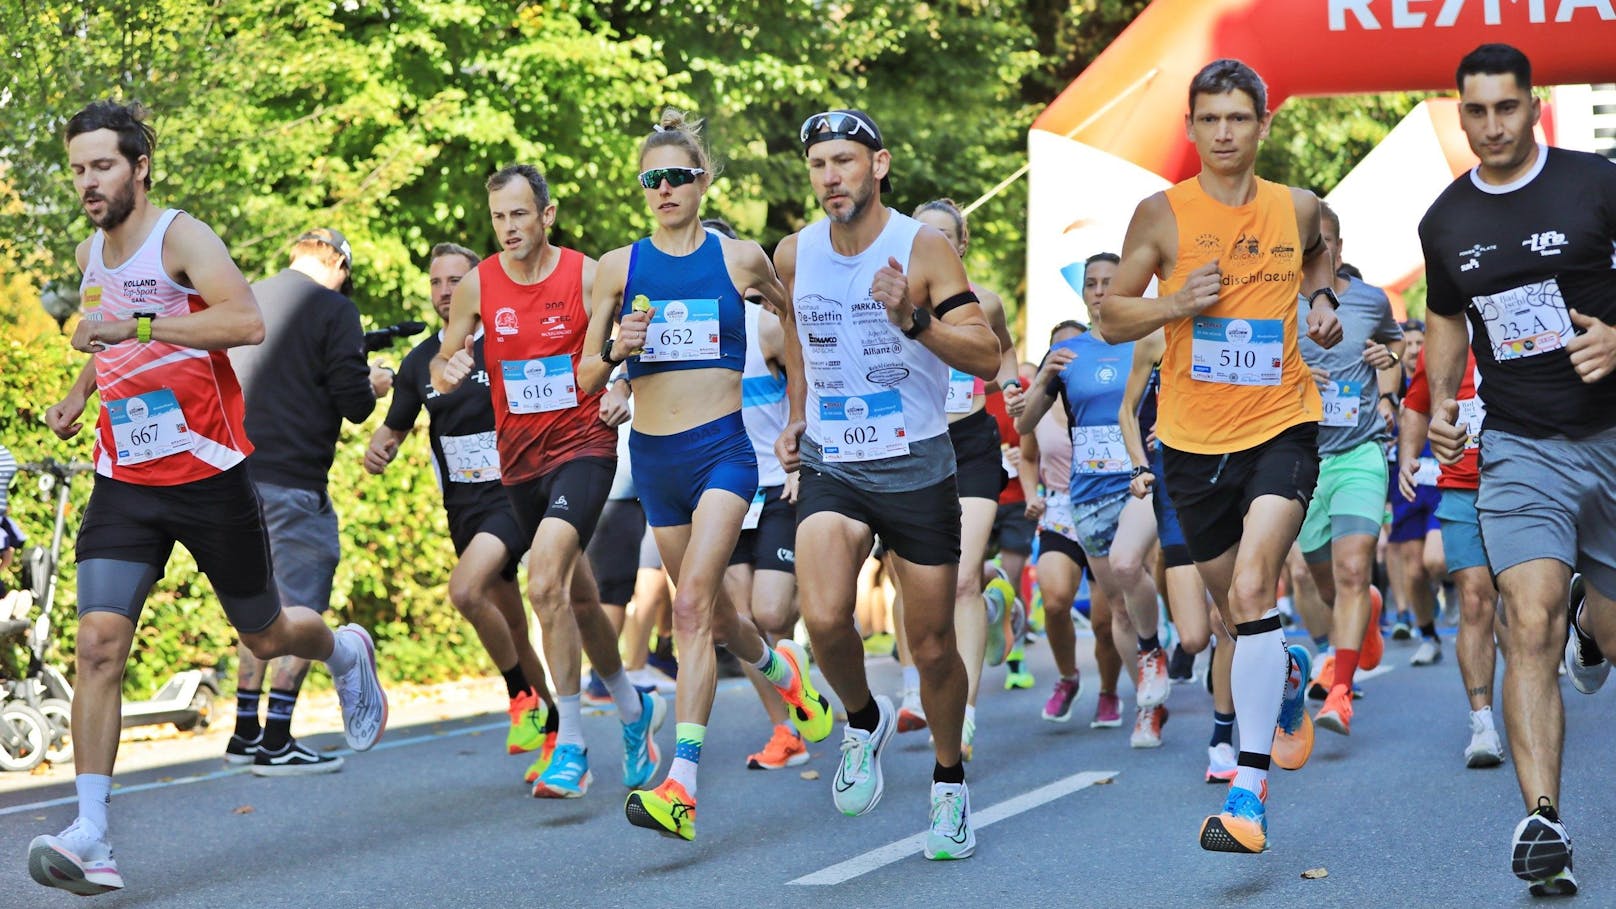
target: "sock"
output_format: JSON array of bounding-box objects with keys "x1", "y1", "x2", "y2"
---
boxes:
[
  {"x1": 1210, "y1": 711, "x2": 1236, "y2": 748},
  {"x1": 324, "y1": 630, "x2": 359, "y2": 678},
  {"x1": 1007, "y1": 657, "x2": 1024, "y2": 672},
  {"x1": 76, "y1": 774, "x2": 111, "y2": 837},
  {"x1": 1138, "y1": 633, "x2": 1162, "y2": 653},
  {"x1": 233, "y1": 689, "x2": 262, "y2": 739},
  {"x1": 1232, "y1": 751, "x2": 1270, "y2": 794},
  {"x1": 753, "y1": 646, "x2": 795, "y2": 688},
  {"x1": 933, "y1": 760, "x2": 965, "y2": 785},
  {"x1": 261, "y1": 688, "x2": 298, "y2": 752},
  {"x1": 964, "y1": 704, "x2": 977, "y2": 728},
  {"x1": 1473, "y1": 706, "x2": 1495, "y2": 731},
  {"x1": 602, "y1": 669, "x2": 643, "y2": 723},
  {"x1": 847, "y1": 696, "x2": 880, "y2": 732},
  {"x1": 1420, "y1": 622, "x2": 1439, "y2": 642},
  {"x1": 556, "y1": 694, "x2": 585, "y2": 749},
  {"x1": 902, "y1": 665, "x2": 921, "y2": 692},
  {"x1": 543, "y1": 702, "x2": 560, "y2": 733},
  {"x1": 1229, "y1": 611, "x2": 1285, "y2": 780},
  {"x1": 1333, "y1": 648, "x2": 1360, "y2": 690},
  {"x1": 1312, "y1": 635, "x2": 1331, "y2": 652},
  {"x1": 501, "y1": 664, "x2": 531, "y2": 701},
  {"x1": 668, "y1": 723, "x2": 704, "y2": 796}
]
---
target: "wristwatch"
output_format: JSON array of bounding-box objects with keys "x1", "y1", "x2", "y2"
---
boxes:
[
  {"x1": 901, "y1": 307, "x2": 932, "y2": 339},
  {"x1": 1309, "y1": 287, "x2": 1341, "y2": 310},
  {"x1": 1002, "y1": 378, "x2": 1023, "y2": 392},
  {"x1": 600, "y1": 338, "x2": 620, "y2": 365},
  {"x1": 1380, "y1": 392, "x2": 1400, "y2": 406},
  {"x1": 133, "y1": 312, "x2": 156, "y2": 343},
  {"x1": 1129, "y1": 465, "x2": 1150, "y2": 479}
]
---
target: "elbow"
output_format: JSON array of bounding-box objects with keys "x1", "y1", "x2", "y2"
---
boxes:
[{"x1": 239, "y1": 314, "x2": 266, "y2": 347}]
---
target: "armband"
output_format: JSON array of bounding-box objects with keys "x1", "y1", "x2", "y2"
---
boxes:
[{"x1": 934, "y1": 290, "x2": 978, "y2": 318}]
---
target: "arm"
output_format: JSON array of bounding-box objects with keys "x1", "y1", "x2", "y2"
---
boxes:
[
  {"x1": 771, "y1": 234, "x2": 807, "y2": 473},
  {"x1": 47, "y1": 360, "x2": 99, "y2": 439},
  {"x1": 579, "y1": 248, "x2": 634, "y2": 395},
  {"x1": 364, "y1": 425, "x2": 410, "y2": 475},
  {"x1": 879, "y1": 229, "x2": 998, "y2": 379},
  {"x1": 1101, "y1": 194, "x2": 1217, "y2": 342},
  {"x1": 1424, "y1": 310, "x2": 1471, "y2": 463},
  {"x1": 326, "y1": 303, "x2": 378, "y2": 424},
  {"x1": 1293, "y1": 189, "x2": 1344, "y2": 349},
  {"x1": 978, "y1": 287, "x2": 1024, "y2": 415},
  {"x1": 1117, "y1": 331, "x2": 1162, "y2": 476},
  {"x1": 430, "y1": 268, "x2": 483, "y2": 394},
  {"x1": 1018, "y1": 426, "x2": 1043, "y2": 520},
  {"x1": 1012, "y1": 346, "x2": 1075, "y2": 436}
]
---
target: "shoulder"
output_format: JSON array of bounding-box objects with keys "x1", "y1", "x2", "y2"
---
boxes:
[
  {"x1": 162, "y1": 212, "x2": 230, "y2": 262},
  {"x1": 1134, "y1": 191, "x2": 1173, "y2": 220},
  {"x1": 910, "y1": 223, "x2": 960, "y2": 265},
  {"x1": 1418, "y1": 175, "x2": 1476, "y2": 237},
  {"x1": 75, "y1": 236, "x2": 92, "y2": 272},
  {"x1": 721, "y1": 235, "x2": 772, "y2": 272},
  {"x1": 1287, "y1": 186, "x2": 1320, "y2": 217},
  {"x1": 773, "y1": 231, "x2": 801, "y2": 268},
  {"x1": 597, "y1": 245, "x2": 633, "y2": 277}
]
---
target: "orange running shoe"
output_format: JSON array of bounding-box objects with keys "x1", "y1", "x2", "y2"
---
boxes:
[
  {"x1": 1360, "y1": 586, "x2": 1385, "y2": 671},
  {"x1": 1308, "y1": 652, "x2": 1335, "y2": 701},
  {"x1": 507, "y1": 690, "x2": 548, "y2": 755},
  {"x1": 1199, "y1": 780, "x2": 1268, "y2": 854},
  {"x1": 625, "y1": 778, "x2": 696, "y2": 841},
  {"x1": 746, "y1": 724, "x2": 809, "y2": 770},
  {"x1": 1315, "y1": 684, "x2": 1354, "y2": 736},
  {"x1": 523, "y1": 730, "x2": 558, "y2": 783}
]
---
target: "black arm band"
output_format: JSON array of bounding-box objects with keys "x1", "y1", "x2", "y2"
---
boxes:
[
  {"x1": 1303, "y1": 231, "x2": 1325, "y2": 258},
  {"x1": 934, "y1": 290, "x2": 978, "y2": 319}
]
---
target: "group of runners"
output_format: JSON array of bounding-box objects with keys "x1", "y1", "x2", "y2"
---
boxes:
[{"x1": 20, "y1": 38, "x2": 1616, "y2": 902}]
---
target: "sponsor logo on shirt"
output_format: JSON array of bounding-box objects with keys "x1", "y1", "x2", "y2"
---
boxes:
[
  {"x1": 1229, "y1": 232, "x2": 1262, "y2": 260},
  {"x1": 1458, "y1": 243, "x2": 1496, "y2": 273},
  {"x1": 494, "y1": 307, "x2": 519, "y2": 336},
  {"x1": 1522, "y1": 230, "x2": 1567, "y2": 257}
]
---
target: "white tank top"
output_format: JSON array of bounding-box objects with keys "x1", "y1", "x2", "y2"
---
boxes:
[
  {"x1": 793, "y1": 212, "x2": 949, "y2": 455},
  {"x1": 741, "y1": 303, "x2": 788, "y2": 487}
]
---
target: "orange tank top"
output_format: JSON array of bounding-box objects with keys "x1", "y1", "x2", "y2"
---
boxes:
[{"x1": 1156, "y1": 177, "x2": 1321, "y2": 455}]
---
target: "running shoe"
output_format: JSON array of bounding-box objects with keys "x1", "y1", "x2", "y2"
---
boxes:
[
  {"x1": 897, "y1": 688, "x2": 928, "y2": 733},
  {"x1": 832, "y1": 695, "x2": 894, "y2": 817},
  {"x1": 1272, "y1": 644, "x2": 1314, "y2": 771},
  {"x1": 1206, "y1": 742, "x2": 1238, "y2": 783},
  {"x1": 961, "y1": 711, "x2": 977, "y2": 762},
  {"x1": 1199, "y1": 783, "x2": 1267, "y2": 854},
  {"x1": 507, "y1": 690, "x2": 549, "y2": 755},
  {"x1": 1091, "y1": 692, "x2": 1122, "y2": 728},
  {"x1": 1391, "y1": 617, "x2": 1413, "y2": 641},
  {"x1": 747, "y1": 724, "x2": 808, "y2": 770},
  {"x1": 532, "y1": 743, "x2": 591, "y2": 798},
  {"x1": 582, "y1": 670, "x2": 611, "y2": 708},
  {"x1": 1315, "y1": 683, "x2": 1353, "y2": 736},
  {"x1": 251, "y1": 738, "x2": 345, "y2": 776},
  {"x1": 225, "y1": 730, "x2": 261, "y2": 765},
  {"x1": 1564, "y1": 574, "x2": 1608, "y2": 695},
  {"x1": 1042, "y1": 675, "x2": 1081, "y2": 723},
  {"x1": 862, "y1": 632, "x2": 896, "y2": 657},
  {"x1": 1360, "y1": 587, "x2": 1385, "y2": 671},
  {"x1": 1307, "y1": 651, "x2": 1335, "y2": 701},
  {"x1": 620, "y1": 688, "x2": 667, "y2": 788},
  {"x1": 775, "y1": 639, "x2": 833, "y2": 743},
  {"x1": 984, "y1": 577, "x2": 1019, "y2": 667},
  {"x1": 1136, "y1": 646, "x2": 1170, "y2": 709},
  {"x1": 1168, "y1": 643, "x2": 1195, "y2": 682},
  {"x1": 28, "y1": 819, "x2": 122, "y2": 896},
  {"x1": 1513, "y1": 799, "x2": 1577, "y2": 897},
  {"x1": 625, "y1": 778, "x2": 696, "y2": 841},
  {"x1": 924, "y1": 781, "x2": 975, "y2": 860},
  {"x1": 1004, "y1": 649, "x2": 1035, "y2": 690},
  {"x1": 1129, "y1": 704, "x2": 1168, "y2": 748},
  {"x1": 1410, "y1": 638, "x2": 1442, "y2": 667},
  {"x1": 647, "y1": 641, "x2": 679, "y2": 680},
  {"x1": 1465, "y1": 714, "x2": 1505, "y2": 769},
  {"x1": 523, "y1": 730, "x2": 558, "y2": 783},
  {"x1": 333, "y1": 624, "x2": 387, "y2": 752}
]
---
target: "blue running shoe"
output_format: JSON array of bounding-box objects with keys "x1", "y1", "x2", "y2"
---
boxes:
[
  {"x1": 1199, "y1": 784, "x2": 1267, "y2": 854},
  {"x1": 621, "y1": 689, "x2": 667, "y2": 789},
  {"x1": 1272, "y1": 644, "x2": 1314, "y2": 771},
  {"x1": 532, "y1": 743, "x2": 591, "y2": 798}
]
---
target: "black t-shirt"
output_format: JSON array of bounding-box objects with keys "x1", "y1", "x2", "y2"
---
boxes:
[
  {"x1": 1419, "y1": 146, "x2": 1616, "y2": 439},
  {"x1": 386, "y1": 332, "x2": 507, "y2": 515}
]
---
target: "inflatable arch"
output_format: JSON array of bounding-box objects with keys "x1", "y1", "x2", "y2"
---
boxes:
[{"x1": 1025, "y1": 0, "x2": 1616, "y2": 356}]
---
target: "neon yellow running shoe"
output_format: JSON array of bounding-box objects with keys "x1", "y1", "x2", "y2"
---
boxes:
[
  {"x1": 625, "y1": 778, "x2": 696, "y2": 841},
  {"x1": 776, "y1": 639, "x2": 833, "y2": 743},
  {"x1": 522, "y1": 731, "x2": 557, "y2": 784},
  {"x1": 507, "y1": 691, "x2": 549, "y2": 755}
]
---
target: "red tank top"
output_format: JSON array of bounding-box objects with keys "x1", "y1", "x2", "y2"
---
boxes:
[
  {"x1": 81, "y1": 209, "x2": 252, "y2": 486},
  {"x1": 480, "y1": 247, "x2": 616, "y2": 484}
]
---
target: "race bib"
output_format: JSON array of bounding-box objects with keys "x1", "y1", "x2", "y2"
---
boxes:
[
  {"x1": 1070, "y1": 425, "x2": 1130, "y2": 475},
  {"x1": 1473, "y1": 278, "x2": 1573, "y2": 362},
  {"x1": 1191, "y1": 317, "x2": 1284, "y2": 386},
  {"x1": 820, "y1": 389, "x2": 908, "y2": 463},
  {"x1": 640, "y1": 299, "x2": 721, "y2": 362},
  {"x1": 440, "y1": 431, "x2": 501, "y2": 483},
  {"x1": 1320, "y1": 380, "x2": 1362, "y2": 428},
  {"x1": 1001, "y1": 444, "x2": 1018, "y2": 479},
  {"x1": 742, "y1": 487, "x2": 766, "y2": 530},
  {"x1": 1414, "y1": 457, "x2": 1441, "y2": 487},
  {"x1": 946, "y1": 369, "x2": 975, "y2": 414},
  {"x1": 1042, "y1": 492, "x2": 1077, "y2": 540},
  {"x1": 1457, "y1": 396, "x2": 1486, "y2": 450},
  {"x1": 108, "y1": 388, "x2": 193, "y2": 465},
  {"x1": 503, "y1": 356, "x2": 578, "y2": 414}
]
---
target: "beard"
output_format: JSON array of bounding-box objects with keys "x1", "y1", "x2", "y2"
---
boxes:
[
  {"x1": 83, "y1": 175, "x2": 136, "y2": 231},
  {"x1": 821, "y1": 173, "x2": 875, "y2": 225}
]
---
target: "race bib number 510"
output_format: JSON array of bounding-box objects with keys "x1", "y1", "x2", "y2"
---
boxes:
[{"x1": 1191, "y1": 316, "x2": 1283, "y2": 386}]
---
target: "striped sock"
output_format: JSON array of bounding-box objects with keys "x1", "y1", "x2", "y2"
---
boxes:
[
  {"x1": 753, "y1": 647, "x2": 794, "y2": 687},
  {"x1": 233, "y1": 690, "x2": 262, "y2": 739},
  {"x1": 668, "y1": 723, "x2": 705, "y2": 796},
  {"x1": 261, "y1": 688, "x2": 298, "y2": 751}
]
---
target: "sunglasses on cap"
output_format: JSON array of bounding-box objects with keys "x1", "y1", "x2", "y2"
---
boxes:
[
  {"x1": 638, "y1": 167, "x2": 705, "y2": 190},
  {"x1": 798, "y1": 111, "x2": 880, "y2": 147}
]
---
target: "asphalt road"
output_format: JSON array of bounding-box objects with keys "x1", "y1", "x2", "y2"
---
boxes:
[{"x1": 3, "y1": 629, "x2": 1613, "y2": 909}]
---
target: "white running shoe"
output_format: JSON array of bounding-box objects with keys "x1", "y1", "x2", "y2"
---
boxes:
[
  {"x1": 897, "y1": 687, "x2": 928, "y2": 733},
  {"x1": 1564, "y1": 576, "x2": 1609, "y2": 695},
  {"x1": 832, "y1": 695, "x2": 894, "y2": 817},
  {"x1": 1129, "y1": 704, "x2": 1167, "y2": 749},
  {"x1": 29, "y1": 819, "x2": 123, "y2": 896},
  {"x1": 1206, "y1": 742, "x2": 1238, "y2": 783},
  {"x1": 1465, "y1": 714, "x2": 1505, "y2": 769},
  {"x1": 1410, "y1": 638, "x2": 1442, "y2": 667},
  {"x1": 924, "y1": 781, "x2": 975, "y2": 860},
  {"x1": 1136, "y1": 647, "x2": 1170, "y2": 709},
  {"x1": 334, "y1": 624, "x2": 388, "y2": 751}
]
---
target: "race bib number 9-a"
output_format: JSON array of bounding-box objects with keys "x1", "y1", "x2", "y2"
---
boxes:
[
  {"x1": 946, "y1": 369, "x2": 975, "y2": 414},
  {"x1": 441, "y1": 431, "x2": 501, "y2": 483},
  {"x1": 640, "y1": 299, "x2": 721, "y2": 362},
  {"x1": 1070, "y1": 425, "x2": 1130, "y2": 475},
  {"x1": 1191, "y1": 316, "x2": 1283, "y2": 386},
  {"x1": 108, "y1": 388, "x2": 193, "y2": 465},
  {"x1": 1320, "y1": 380, "x2": 1361, "y2": 428},
  {"x1": 503, "y1": 356, "x2": 578, "y2": 414},
  {"x1": 820, "y1": 389, "x2": 908, "y2": 463},
  {"x1": 1473, "y1": 279, "x2": 1573, "y2": 362}
]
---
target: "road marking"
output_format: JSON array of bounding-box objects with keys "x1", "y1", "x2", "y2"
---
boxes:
[
  {"x1": 1356, "y1": 663, "x2": 1395, "y2": 683},
  {"x1": 0, "y1": 719, "x2": 508, "y2": 818},
  {"x1": 788, "y1": 769, "x2": 1118, "y2": 886}
]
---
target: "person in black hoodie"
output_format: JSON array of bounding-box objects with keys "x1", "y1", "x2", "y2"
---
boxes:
[{"x1": 226, "y1": 228, "x2": 392, "y2": 775}]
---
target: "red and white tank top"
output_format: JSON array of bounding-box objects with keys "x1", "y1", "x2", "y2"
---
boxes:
[
  {"x1": 80, "y1": 209, "x2": 251, "y2": 485},
  {"x1": 479, "y1": 246, "x2": 616, "y2": 484}
]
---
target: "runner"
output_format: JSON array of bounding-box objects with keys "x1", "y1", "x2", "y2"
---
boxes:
[
  {"x1": 431, "y1": 163, "x2": 661, "y2": 801},
  {"x1": 364, "y1": 241, "x2": 555, "y2": 768},
  {"x1": 30, "y1": 101, "x2": 385, "y2": 896},
  {"x1": 775, "y1": 109, "x2": 999, "y2": 860},
  {"x1": 1016, "y1": 252, "x2": 1173, "y2": 750},
  {"x1": 985, "y1": 375, "x2": 1037, "y2": 691},
  {"x1": 1417, "y1": 43, "x2": 1616, "y2": 897},
  {"x1": 1382, "y1": 318, "x2": 1449, "y2": 658},
  {"x1": 581, "y1": 110, "x2": 832, "y2": 840},
  {"x1": 1104, "y1": 59, "x2": 1340, "y2": 854},
  {"x1": 581, "y1": 365, "x2": 639, "y2": 706}
]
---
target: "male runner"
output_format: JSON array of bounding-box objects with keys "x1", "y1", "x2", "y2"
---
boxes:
[
  {"x1": 432, "y1": 164, "x2": 663, "y2": 800},
  {"x1": 1104, "y1": 59, "x2": 1342, "y2": 854},
  {"x1": 1418, "y1": 44, "x2": 1616, "y2": 897},
  {"x1": 30, "y1": 101, "x2": 384, "y2": 896},
  {"x1": 774, "y1": 109, "x2": 999, "y2": 859},
  {"x1": 364, "y1": 242, "x2": 555, "y2": 766}
]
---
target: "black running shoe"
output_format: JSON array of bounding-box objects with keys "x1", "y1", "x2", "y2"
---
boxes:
[
  {"x1": 250, "y1": 738, "x2": 345, "y2": 777},
  {"x1": 224, "y1": 731, "x2": 262, "y2": 766},
  {"x1": 1512, "y1": 798, "x2": 1577, "y2": 897},
  {"x1": 1168, "y1": 643, "x2": 1194, "y2": 682}
]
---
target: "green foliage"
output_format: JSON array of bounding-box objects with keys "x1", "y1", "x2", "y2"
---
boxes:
[{"x1": 1260, "y1": 93, "x2": 1433, "y2": 196}]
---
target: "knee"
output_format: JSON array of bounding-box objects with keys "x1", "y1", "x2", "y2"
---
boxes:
[
  {"x1": 1425, "y1": 558, "x2": 1448, "y2": 583},
  {"x1": 906, "y1": 627, "x2": 954, "y2": 674},
  {"x1": 1460, "y1": 586, "x2": 1495, "y2": 626},
  {"x1": 525, "y1": 570, "x2": 568, "y2": 616},
  {"x1": 75, "y1": 629, "x2": 128, "y2": 677},
  {"x1": 1228, "y1": 571, "x2": 1275, "y2": 621},
  {"x1": 447, "y1": 576, "x2": 482, "y2": 616},
  {"x1": 1110, "y1": 552, "x2": 1146, "y2": 589},
  {"x1": 1334, "y1": 560, "x2": 1372, "y2": 595},
  {"x1": 954, "y1": 568, "x2": 983, "y2": 603},
  {"x1": 754, "y1": 602, "x2": 795, "y2": 639},
  {"x1": 1178, "y1": 627, "x2": 1211, "y2": 654},
  {"x1": 669, "y1": 588, "x2": 712, "y2": 635},
  {"x1": 237, "y1": 629, "x2": 283, "y2": 663}
]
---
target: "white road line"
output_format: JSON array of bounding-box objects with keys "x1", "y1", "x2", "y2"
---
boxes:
[
  {"x1": 0, "y1": 719, "x2": 508, "y2": 818},
  {"x1": 788, "y1": 769, "x2": 1118, "y2": 886},
  {"x1": 1356, "y1": 663, "x2": 1396, "y2": 683}
]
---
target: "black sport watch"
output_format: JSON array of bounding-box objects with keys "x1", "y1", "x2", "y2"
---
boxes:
[
  {"x1": 1129, "y1": 465, "x2": 1150, "y2": 479},
  {"x1": 601, "y1": 338, "x2": 620, "y2": 365},
  {"x1": 901, "y1": 307, "x2": 932, "y2": 339}
]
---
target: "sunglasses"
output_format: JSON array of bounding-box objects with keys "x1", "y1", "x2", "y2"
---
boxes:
[
  {"x1": 798, "y1": 111, "x2": 878, "y2": 146},
  {"x1": 637, "y1": 167, "x2": 705, "y2": 190}
]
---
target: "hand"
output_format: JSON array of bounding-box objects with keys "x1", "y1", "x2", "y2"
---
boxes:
[
  {"x1": 1567, "y1": 308, "x2": 1616, "y2": 384},
  {"x1": 1024, "y1": 496, "x2": 1046, "y2": 522},
  {"x1": 871, "y1": 256, "x2": 914, "y2": 329},
  {"x1": 1307, "y1": 363, "x2": 1333, "y2": 393},
  {"x1": 1429, "y1": 399, "x2": 1466, "y2": 465},
  {"x1": 598, "y1": 383, "x2": 631, "y2": 427},
  {"x1": 1396, "y1": 457, "x2": 1418, "y2": 503},
  {"x1": 439, "y1": 336, "x2": 476, "y2": 390},
  {"x1": 1145, "y1": 423, "x2": 1158, "y2": 449},
  {"x1": 783, "y1": 470, "x2": 800, "y2": 505},
  {"x1": 70, "y1": 317, "x2": 132, "y2": 354},
  {"x1": 1175, "y1": 260, "x2": 1220, "y2": 315},
  {"x1": 1002, "y1": 445, "x2": 1021, "y2": 474},
  {"x1": 1130, "y1": 469, "x2": 1155, "y2": 499},
  {"x1": 1362, "y1": 338, "x2": 1397, "y2": 370},
  {"x1": 617, "y1": 305, "x2": 652, "y2": 356},
  {"x1": 1003, "y1": 381, "x2": 1026, "y2": 418},
  {"x1": 364, "y1": 436, "x2": 398, "y2": 475},
  {"x1": 1306, "y1": 300, "x2": 1344, "y2": 349},
  {"x1": 369, "y1": 362, "x2": 394, "y2": 397},
  {"x1": 47, "y1": 390, "x2": 87, "y2": 440},
  {"x1": 1037, "y1": 346, "x2": 1077, "y2": 389},
  {"x1": 1376, "y1": 396, "x2": 1396, "y2": 435},
  {"x1": 775, "y1": 420, "x2": 806, "y2": 474}
]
